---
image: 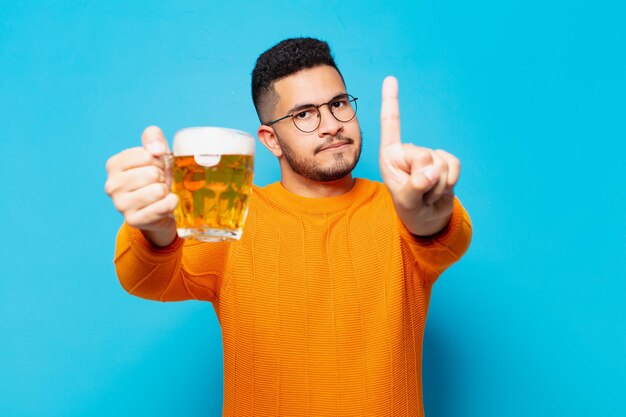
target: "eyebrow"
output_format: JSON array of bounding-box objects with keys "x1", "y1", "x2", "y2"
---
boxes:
[{"x1": 286, "y1": 93, "x2": 349, "y2": 114}]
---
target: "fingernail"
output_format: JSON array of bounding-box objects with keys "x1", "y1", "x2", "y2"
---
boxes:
[
  {"x1": 423, "y1": 166, "x2": 437, "y2": 182},
  {"x1": 147, "y1": 141, "x2": 165, "y2": 154}
]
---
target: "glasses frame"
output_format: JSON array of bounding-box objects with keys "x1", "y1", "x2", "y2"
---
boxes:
[{"x1": 265, "y1": 94, "x2": 358, "y2": 133}]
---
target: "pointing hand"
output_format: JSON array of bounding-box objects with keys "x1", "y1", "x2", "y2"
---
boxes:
[{"x1": 379, "y1": 76, "x2": 459, "y2": 236}]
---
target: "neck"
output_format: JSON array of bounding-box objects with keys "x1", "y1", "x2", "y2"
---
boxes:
[{"x1": 280, "y1": 173, "x2": 355, "y2": 198}]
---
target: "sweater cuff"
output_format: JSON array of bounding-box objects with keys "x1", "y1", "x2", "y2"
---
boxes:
[
  {"x1": 121, "y1": 223, "x2": 185, "y2": 264},
  {"x1": 399, "y1": 197, "x2": 471, "y2": 253}
]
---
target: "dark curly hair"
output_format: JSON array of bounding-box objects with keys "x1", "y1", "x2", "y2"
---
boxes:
[{"x1": 251, "y1": 37, "x2": 344, "y2": 123}]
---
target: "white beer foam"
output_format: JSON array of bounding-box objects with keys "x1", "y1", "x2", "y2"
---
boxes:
[{"x1": 173, "y1": 127, "x2": 255, "y2": 156}]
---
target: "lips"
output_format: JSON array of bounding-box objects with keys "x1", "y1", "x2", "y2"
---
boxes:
[{"x1": 318, "y1": 140, "x2": 352, "y2": 153}]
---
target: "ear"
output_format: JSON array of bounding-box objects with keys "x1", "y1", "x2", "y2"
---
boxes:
[{"x1": 258, "y1": 125, "x2": 283, "y2": 157}]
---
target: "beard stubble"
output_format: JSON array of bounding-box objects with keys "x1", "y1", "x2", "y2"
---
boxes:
[{"x1": 276, "y1": 132, "x2": 363, "y2": 182}]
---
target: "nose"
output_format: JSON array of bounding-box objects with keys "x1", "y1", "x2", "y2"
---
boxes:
[{"x1": 316, "y1": 105, "x2": 343, "y2": 138}]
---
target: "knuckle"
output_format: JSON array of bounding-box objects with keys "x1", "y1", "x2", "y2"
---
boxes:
[
  {"x1": 155, "y1": 200, "x2": 173, "y2": 216},
  {"x1": 411, "y1": 173, "x2": 429, "y2": 189},
  {"x1": 165, "y1": 193, "x2": 179, "y2": 210},
  {"x1": 447, "y1": 157, "x2": 460, "y2": 173},
  {"x1": 434, "y1": 156, "x2": 447, "y2": 170},
  {"x1": 450, "y1": 161, "x2": 460, "y2": 176},
  {"x1": 104, "y1": 180, "x2": 115, "y2": 196},
  {"x1": 155, "y1": 183, "x2": 167, "y2": 200},
  {"x1": 105, "y1": 156, "x2": 115, "y2": 173},
  {"x1": 148, "y1": 182, "x2": 168, "y2": 199},
  {"x1": 151, "y1": 202, "x2": 167, "y2": 216},
  {"x1": 381, "y1": 113, "x2": 400, "y2": 122},
  {"x1": 148, "y1": 166, "x2": 160, "y2": 182},
  {"x1": 436, "y1": 149, "x2": 459, "y2": 166},
  {"x1": 128, "y1": 148, "x2": 149, "y2": 166},
  {"x1": 139, "y1": 149, "x2": 153, "y2": 165},
  {"x1": 112, "y1": 201, "x2": 125, "y2": 214},
  {"x1": 417, "y1": 150, "x2": 433, "y2": 164},
  {"x1": 125, "y1": 212, "x2": 141, "y2": 228},
  {"x1": 112, "y1": 194, "x2": 128, "y2": 212},
  {"x1": 153, "y1": 157, "x2": 166, "y2": 170},
  {"x1": 411, "y1": 178, "x2": 428, "y2": 193},
  {"x1": 150, "y1": 166, "x2": 163, "y2": 182}
]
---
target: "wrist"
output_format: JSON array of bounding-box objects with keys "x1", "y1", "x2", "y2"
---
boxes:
[
  {"x1": 404, "y1": 212, "x2": 452, "y2": 237},
  {"x1": 140, "y1": 224, "x2": 178, "y2": 247}
]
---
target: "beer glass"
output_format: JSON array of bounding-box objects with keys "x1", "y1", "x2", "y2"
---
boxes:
[{"x1": 165, "y1": 127, "x2": 255, "y2": 242}]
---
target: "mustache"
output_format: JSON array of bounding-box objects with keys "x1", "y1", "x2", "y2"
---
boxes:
[{"x1": 314, "y1": 135, "x2": 355, "y2": 154}]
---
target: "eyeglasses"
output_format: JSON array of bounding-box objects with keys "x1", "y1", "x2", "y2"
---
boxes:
[{"x1": 265, "y1": 94, "x2": 358, "y2": 133}]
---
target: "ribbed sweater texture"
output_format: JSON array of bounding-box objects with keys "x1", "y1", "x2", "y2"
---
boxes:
[{"x1": 114, "y1": 178, "x2": 472, "y2": 417}]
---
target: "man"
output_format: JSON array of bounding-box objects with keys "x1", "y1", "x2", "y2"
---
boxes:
[{"x1": 105, "y1": 37, "x2": 472, "y2": 416}]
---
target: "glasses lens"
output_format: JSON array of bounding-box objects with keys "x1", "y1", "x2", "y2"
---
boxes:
[
  {"x1": 292, "y1": 95, "x2": 358, "y2": 133},
  {"x1": 293, "y1": 106, "x2": 320, "y2": 133},
  {"x1": 330, "y1": 95, "x2": 357, "y2": 122}
]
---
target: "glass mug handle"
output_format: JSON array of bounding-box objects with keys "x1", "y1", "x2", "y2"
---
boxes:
[
  {"x1": 162, "y1": 153, "x2": 174, "y2": 192},
  {"x1": 161, "y1": 153, "x2": 176, "y2": 224}
]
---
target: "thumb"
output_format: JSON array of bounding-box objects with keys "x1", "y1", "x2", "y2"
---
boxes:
[
  {"x1": 398, "y1": 164, "x2": 439, "y2": 208},
  {"x1": 141, "y1": 125, "x2": 170, "y2": 156}
]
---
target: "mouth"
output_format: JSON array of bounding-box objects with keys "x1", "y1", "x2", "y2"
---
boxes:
[{"x1": 317, "y1": 140, "x2": 352, "y2": 153}]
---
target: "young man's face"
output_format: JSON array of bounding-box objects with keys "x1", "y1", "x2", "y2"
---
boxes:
[{"x1": 269, "y1": 65, "x2": 362, "y2": 182}]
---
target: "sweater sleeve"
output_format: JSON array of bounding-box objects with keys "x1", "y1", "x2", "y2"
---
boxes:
[
  {"x1": 398, "y1": 197, "x2": 473, "y2": 286},
  {"x1": 113, "y1": 223, "x2": 230, "y2": 302}
]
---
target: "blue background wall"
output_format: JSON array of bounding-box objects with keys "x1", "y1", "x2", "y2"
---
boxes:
[{"x1": 1, "y1": 1, "x2": 624, "y2": 416}]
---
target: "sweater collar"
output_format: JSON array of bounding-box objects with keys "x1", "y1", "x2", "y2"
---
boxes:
[{"x1": 262, "y1": 178, "x2": 376, "y2": 215}]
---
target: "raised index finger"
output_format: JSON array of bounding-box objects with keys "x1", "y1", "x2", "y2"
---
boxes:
[{"x1": 380, "y1": 76, "x2": 401, "y2": 148}]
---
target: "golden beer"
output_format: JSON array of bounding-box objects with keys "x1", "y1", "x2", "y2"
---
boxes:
[{"x1": 169, "y1": 128, "x2": 255, "y2": 242}]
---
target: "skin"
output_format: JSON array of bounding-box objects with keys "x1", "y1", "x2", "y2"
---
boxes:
[
  {"x1": 257, "y1": 66, "x2": 362, "y2": 197},
  {"x1": 104, "y1": 66, "x2": 460, "y2": 246},
  {"x1": 104, "y1": 126, "x2": 178, "y2": 247},
  {"x1": 379, "y1": 76, "x2": 459, "y2": 236}
]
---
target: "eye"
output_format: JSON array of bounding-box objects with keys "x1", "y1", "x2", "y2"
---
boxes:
[
  {"x1": 331, "y1": 98, "x2": 349, "y2": 109},
  {"x1": 294, "y1": 108, "x2": 316, "y2": 120}
]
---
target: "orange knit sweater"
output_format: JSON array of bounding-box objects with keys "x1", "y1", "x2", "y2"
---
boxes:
[{"x1": 114, "y1": 178, "x2": 472, "y2": 417}]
